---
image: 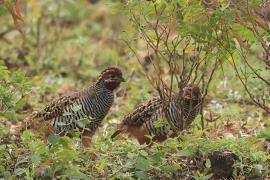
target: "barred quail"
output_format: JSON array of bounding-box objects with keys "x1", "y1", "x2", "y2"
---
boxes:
[
  {"x1": 111, "y1": 85, "x2": 202, "y2": 145},
  {"x1": 29, "y1": 67, "x2": 125, "y2": 147}
]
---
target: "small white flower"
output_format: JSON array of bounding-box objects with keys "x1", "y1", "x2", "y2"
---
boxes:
[
  {"x1": 210, "y1": 99, "x2": 218, "y2": 105},
  {"x1": 256, "y1": 164, "x2": 263, "y2": 171}
]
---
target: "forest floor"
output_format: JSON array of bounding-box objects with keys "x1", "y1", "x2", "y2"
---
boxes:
[{"x1": 0, "y1": 1, "x2": 270, "y2": 179}]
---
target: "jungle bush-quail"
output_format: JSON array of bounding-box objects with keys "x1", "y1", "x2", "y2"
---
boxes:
[
  {"x1": 27, "y1": 67, "x2": 125, "y2": 147},
  {"x1": 111, "y1": 85, "x2": 202, "y2": 145}
]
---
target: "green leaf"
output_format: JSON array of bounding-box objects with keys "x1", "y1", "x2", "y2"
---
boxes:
[
  {"x1": 58, "y1": 148, "x2": 77, "y2": 161},
  {"x1": 22, "y1": 130, "x2": 30, "y2": 139},
  {"x1": 163, "y1": 164, "x2": 180, "y2": 173},
  {"x1": 127, "y1": 152, "x2": 136, "y2": 159},
  {"x1": 0, "y1": 165, "x2": 5, "y2": 173},
  {"x1": 11, "y1": 71, "x2": 31, "y2": 91},
  {"x1": 150, "y1": 152, "x2": 163, "y2": 163},
  {"x1": 205, "y1": 159, "x2": 211, "y2": 168},
  {"x1": 59, "y1": 137, "x2": 69, "y2": 147},
  {"x1": 0, "y1": 6, "x2": 7, "y2": 15},
  {"x1": 153, "y1": 118, "x2": 168, "y2": 128},
  {"x1": 76, "y1": 118, "x2": 90, "y2": 128},
  {"x1": 16, "y1": 99, "x2": 26, "y2": 109},
  {"x1": 257, "y1": 128, "x2": 270, "y2": 141},
  {"x1": 177, "y1": 148, "x2": 195, "y2": 158},
  {"x1": 31, "y1": 154, "x2": 41, "y2": 164},
  {"x1": 249, "y1": 0, "x2": 261, "y2": 9},
  {"x1": 139, "y1": 150, "x2": 148, "y2": 157},
  {"x1": 0, "y1": 61, "x2": 10, "y2": 80},
  {"x1": 0, "y1": 111, "x2": 17, "y2": 121},
  {"x1": 135, "y1": 157, "x2": 150, "y2": 171},
  {"x1": 14, "y1": 168, "x2": 26, "y2": 176},
  {"x1": 48, "y1": 134, "x2": 60, "y2": 144},
  {"x1": 135, "y1": 171, "x2": 148, "y2": 180}
]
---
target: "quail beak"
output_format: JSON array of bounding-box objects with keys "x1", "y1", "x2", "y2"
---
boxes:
[{"x1": 119, "y1": 77, "x2": 125, "y2": 82}]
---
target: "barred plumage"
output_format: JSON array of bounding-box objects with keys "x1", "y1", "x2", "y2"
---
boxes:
[
  {"x1": 32, "y1": 67, "x2": 125, "y2": 147},
  {"x1": 43, "y1": 84, "x2": 114, "y2": 132},
  {"x1": 111, "y1": 85, "x2": 202, "y2": 145}
]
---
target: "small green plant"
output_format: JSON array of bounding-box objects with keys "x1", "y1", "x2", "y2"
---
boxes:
[{"x1": 0, "y1": 60, "x2": 31, "y2": 121}]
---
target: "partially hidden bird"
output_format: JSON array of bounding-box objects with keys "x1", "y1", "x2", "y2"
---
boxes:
[
  {"x1": 111, "y1": 85, "x2": 202, "y2": 145},
  {"x1": 25, "y1": 67, "x2": 125, "y2": 147}
]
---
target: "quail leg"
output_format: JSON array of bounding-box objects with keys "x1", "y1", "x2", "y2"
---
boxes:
[{"x1": 81, "y1": 130, "x2": 95, "y2": 147}]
